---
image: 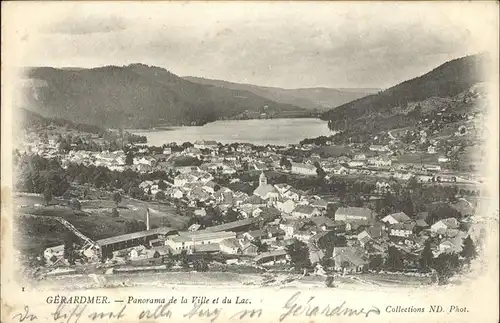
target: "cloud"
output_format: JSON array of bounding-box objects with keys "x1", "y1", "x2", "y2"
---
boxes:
[{"x1": 41, "y1": 15, "x2": 128, "y2": 35}]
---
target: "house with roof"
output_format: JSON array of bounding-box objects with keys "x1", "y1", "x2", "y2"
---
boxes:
[
  {"x1": 189, "y1": 187, "x2": 211, "y2": 201},
  {"x1": 353, "y1": 153, "x2": 367, "y2": 160},
  {"x1": 381, "y1": 212, "x2": 411, "y2": 225},
  {"x1": 332, "y1": 247, "x2": 368, "y2": 274},
  {"x1": 174, "y1": 173, "x2": 199, "y2": 187},
  {"x1": 242, "y1": 230, "x2": 266, "y2": 242},
  {"x1": 332, "y1": 165, "x2": 349, "y2": 175},
  {"x1": 310, "y1": 198, "x2": 328, "y2": 210},
  {"x1": 253, "y1": 172, "x2": 280, "y2": 203},
  {"x1": 431, "y1": 218, "x2": 460, "y2": 233},
  {"x1": 450, "y1": 198, "x2": 475, "y2": 217},
  {"x1": 254, "y1": 250, "x2": 289, "y2": 265},
  {"x1": 357, "y1": 226, "x2": 383, "y2": 246},
  {"x1": 375, "y1": 181, "x2": 392, "y2": 193},
  {"x1": 367, "y1": 157, "x2": 392, "y2": 167},
  {"x1": 291, "y1": 162, "x2": 317, "y2": 176},
  {"x1": 282, "y1": 188, "x2": 302, "y2": 201},
  {"x1": 202, "y1": 181, "x2": 219, "y2": 194},
  {"x1": 194, "y1": 140, "x2": 218, "y2": 150},
  {"x1": 276, "y1": 198, "x2": 296, "y2": 214},
  {"x1": 220, "y1": 238, "x2": 242, "y2": 254},
  {"x1": 165, "y1": 231, "x2": 236, "y2": 252},
  {"x1": 274, "y1": 183, "x2": 292, "y2": 195},
  {"x1": 389, "y1": 222, "x2": 416, "y2": 238},
  {"x1": 44, "y1": 244, "x2": 65, "y2": 263},
  {"x1": 292, "y1": 205, "x2": 322, "y2": 219},
  {"x1": 335, "y1": 207, "x2": 374, "y2": 223},
  {"x1": 309, "y1": 216, "x2": 336, "y2": 231},
  {"x1": 369, "y1": 145, "x2": 390, "y2": 152},
  {"x1": 279, "y1": 219, "x2": 303, "y2": 238},
  {"x1": 240, "y1": 242, "x2": 258, "y2": 255}
]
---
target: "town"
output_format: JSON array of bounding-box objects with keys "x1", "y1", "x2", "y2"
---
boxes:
[{"x1": 13, "y1": 85, "x2": 486, "y2": 287}]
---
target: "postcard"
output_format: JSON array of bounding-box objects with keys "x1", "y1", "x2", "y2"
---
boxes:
[{"x1": 1, "y1": 2, "x2": 498, "y2": 323}]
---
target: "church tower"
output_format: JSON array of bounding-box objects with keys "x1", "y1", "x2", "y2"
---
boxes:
[{"x1": 259, "y1": 171, "x2": 267, "y2": 186}]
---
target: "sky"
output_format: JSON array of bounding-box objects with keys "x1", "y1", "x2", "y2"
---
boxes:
[{"x1": 4, "y1": 2, "x2": 498, "y2": 89}]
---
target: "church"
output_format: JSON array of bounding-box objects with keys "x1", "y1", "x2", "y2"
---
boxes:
[{"x1": 253, "y1": 172, "x2": 280, "y2": 203}]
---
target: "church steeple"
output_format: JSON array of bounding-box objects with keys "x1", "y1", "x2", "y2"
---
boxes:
[{"x1": 259, "y1": 171, "x2": 267, "y2": 186}]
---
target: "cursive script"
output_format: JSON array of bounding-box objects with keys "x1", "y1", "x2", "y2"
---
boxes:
[
  {"x1": 183, "y1": 302, "x2": 222, "y2": 322},
  {"x1": 279, "y1": 292, "x2": 381, "y2": 322},
  {"x1": 12, "y1": 306, "x2": 37, "y2": 322},
  {"x1": 51, "y1": 304, "x2": 87, "y2": 323}
]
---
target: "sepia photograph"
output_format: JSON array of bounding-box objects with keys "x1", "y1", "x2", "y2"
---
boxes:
[{"x1": 1, "y1": 1, "x2": 498, "y2": 323}]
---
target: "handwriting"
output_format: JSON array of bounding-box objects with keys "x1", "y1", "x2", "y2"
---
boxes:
[
  {"x1": 183, "y1": 302, "x2": 222, "y2": 322},
  {"x1": 12, "y1": 306, "x2": 37, "y2": 322},
  {"x1": 88, "y1": 305, "x2": 127, "y2": 321},
  {"x1": 279, "y1": 291, "x2": 381, "y2": 322},
  {"x1": 230, "y1": 308, "x2": 263, "y2": 320},
  {"x1": 51, "y1": 303, "x2": 87, "y2": 323},
  {"x1": 138, "y1": 303, "x2": 172, "y2": 320}
]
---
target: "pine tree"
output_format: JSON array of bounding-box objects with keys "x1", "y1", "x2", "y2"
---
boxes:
[
  {"x1": 419, "y1": 240, "x2": 434, "y2": 271},
  {"x1": 286, "y1": 240, "x2": 311, "y2": 271},
  {"x1": 460, "y1": 236, "x2": 477, "y2": 263}
]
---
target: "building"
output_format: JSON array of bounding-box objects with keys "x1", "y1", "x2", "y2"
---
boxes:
[
  {"x1": 335, "y1": 207, "x2": 374, "y2": 222},
  {"x1": 254, "y1": 250, "x2": 289, "y2": 265},
  {"x1": 292, "y1": 205, "x2": 322, "y2": 219},
  {"x1": 253, "y1": 172, "x2": 280, "y2": 202},
  {"x1": 369, "y1": 145, "x2": 390, "y2": 152},
  {"x1": 332, "y1": 165, "x2": 349, "y2": 175},
  {"x1": 389, "y1": 222, "x2": 416, "y2": 238},
  {"x1": 431, "y1": 218, "x2": 460, "y2": 233},
  {"x1": 220, "y1": 238, "x2": 242, "y2": 254},
  {"x1": 291, "y1": 163, "x2": 317, "y2": 176},
  {"x1": 381, "y1": 212, "x2": 411, "y2": 225},
  {"x1": 276, "y1": 198, "x2": 297, "y2": 214},
  {"x1": 44, "y1": 245, "x2": 65, "y2": 263},
  {"x1": 332, "y1": 247, "x2": 368, "y2": 273},
  {"x1": 194, "y1": 140, "x2": 218, "y2": 150},
  {"x1": 96, "y1": 227, "x2": 177, "y2": 259},
  {"x1": 165, "y1": 231, "x2": 236, "y2": 252},
  {"x1": 204, "y1": 218, "x2": 259, "y2": 233}
]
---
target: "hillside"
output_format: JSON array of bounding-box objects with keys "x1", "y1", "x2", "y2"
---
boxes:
[
  {"x1": 321, "y1": 53, "x2": 488, "y2": 135},
  {"x1": 20, "y1": 64, "x2": 306, "y2": 129},
  {"x1": 183, "y1": 76, "x2": 377, "y2": 111}
]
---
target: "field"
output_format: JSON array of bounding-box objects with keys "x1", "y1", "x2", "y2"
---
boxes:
[
  {"x1": 394, "y1": 153, "x2": 440, "y2": 165},
  {"x1": 13, "y1": 192, "x2": 190, "y2": 261},
  {"x1": 310, "y1": 145, "x2": 351, "y2": 157}
]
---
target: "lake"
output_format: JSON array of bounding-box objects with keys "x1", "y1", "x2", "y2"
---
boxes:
[{"x1": 131, "y1": 118, "x2": 334, "y2": 146}]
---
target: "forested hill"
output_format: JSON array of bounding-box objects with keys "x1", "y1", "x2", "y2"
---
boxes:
[
  {"x1": 184, "y1": 76, "x2": 378, "y2": 111},
  {"x1": 21, "y1": 64, "x2": 305, "y2": 129},
  {"x1": 321, "y1": 53, "x2": 488, "y2": 134}
]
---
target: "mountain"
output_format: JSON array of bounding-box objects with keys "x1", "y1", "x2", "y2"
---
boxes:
[
  {"x1": 183, "y1": 76, "x2": 378, "y2": 111},
  {"x1": 321, "y1": 53, "x2": 488, "y2": 135},
  {"x1": 20, "y1": 64, "x2": 307, "y2": 129}
]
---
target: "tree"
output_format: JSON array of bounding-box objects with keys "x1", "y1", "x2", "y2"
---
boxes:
[
  {"x1": 286, "y1": 240, "x2": 311, "y2": 271},
  {"x1": 180, "y1": 250, "x2": 189, "y2": 268},
  {"x1": 460, "y1": 236, "x2": 477, "y2": 264},
  {"x1": 112, "y1": 192, "x2": 122, "y2": 207},
  {"x1": 432, "y1": 253, "x2": 461, "y2": 285},
  {"x1": 43, "y1": 186, "x2": 52, "y2": 205},
  {"x1": 155, "y1": 191, "x2": 166, "y2": 200},
  {"x1": 70, "y1": 198, "x2": 82, "y2": 211},
  {"x1": 419, "y1": 239, "x2": 434, "y2": 271},
  {"x1": 63, "y1": 233, "x2": 77, "y2": 265},
  {"x1": 125, "y1": 153, "x2": 134, "y2": 166},
  {"x1": 253, "y1": 239, "x2": 269, "y2": 253},
  {"x1": 158, "y1": 180, "x2": 168, "y2": 190},
  {"x1": 193, "y1": 259, "x2": 209, "y2": 272},
  {"x1": 111, "y1": 208, "x2": 119, "y2": 217},
  {"x1": 385, "y1": 246, "x2": 404, "y2": 271},
  {"x1": 369, "y1": 254, "x2": 384, "y2": 271}
]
